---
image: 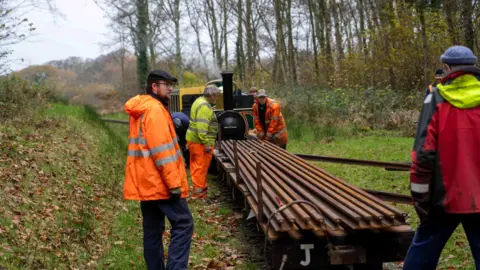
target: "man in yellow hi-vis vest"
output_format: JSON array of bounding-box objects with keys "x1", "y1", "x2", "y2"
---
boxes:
[{"x1": 186, "y1": 85, "x2": 220, "y2": 198}]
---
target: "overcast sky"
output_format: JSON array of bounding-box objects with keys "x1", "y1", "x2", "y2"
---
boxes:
[{"x1": 9, "y1": 0, "x2": 110, "y2": 72}]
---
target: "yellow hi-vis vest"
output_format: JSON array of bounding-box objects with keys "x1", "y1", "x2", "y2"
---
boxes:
[{"x1": 186, "y1": 96, "x2": 218, "y2": 147}]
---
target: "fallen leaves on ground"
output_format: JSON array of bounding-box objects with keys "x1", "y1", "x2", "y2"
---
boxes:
[
  {"x1": 0, "y1": 116, "x2": 125, "y2": 268},
  {"x1": 186, "y1": 194, "x2": 251, "y2": 270}
]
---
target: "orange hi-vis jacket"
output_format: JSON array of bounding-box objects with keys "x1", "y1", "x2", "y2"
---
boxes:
[
  {"x1": 252, "y1": 98, "x2": 288, "y2": 146},
  {"x1": 123, "y1": 95, "x2": 188, "y2": 201}
]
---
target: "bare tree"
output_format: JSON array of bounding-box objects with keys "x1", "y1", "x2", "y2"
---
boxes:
[
  {"x1": 202, "y1": 0, "x2": 223, "y2": 69},
  {"x1": 0, "y1": 0, "x2": 60, "y2": 73},
  {"x1": 273, "y1": 0, "x2": 287, "y2": 84},
  {"x1": 235, "y1": 0, "x2": 245, "y2": 83},
  {"x1": 417, "y1": 0, "x2": 429, "y2": 87},
  {"x1": 155, "y1": 0, "x2": 183, "y2": 82},
  {"x1": 222, "y1": 0, "x2": 228, "y2": 70},
  {"x1": 285, "y1": 0, "x2": 298, "y2": 84},
  {"x1": 100, "y1": 22, "x2": 130, "y2": 90},
  {"x1": 307, "y1": 0, "x2": 319, "y2": 77},
  {"x1": 186, "y1": 0, "x2": 209, "y2": 72},
  {"x1": 136, "y1": 0, "x2": 148, "y2": 90},
  {"x1": 332, "y1": 0, "x2": 344, "y2": 62}
]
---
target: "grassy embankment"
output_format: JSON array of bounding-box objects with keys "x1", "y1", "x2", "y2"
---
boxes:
[{"x1": 0, "y1": 103, "x2": 257, "y2": 269}]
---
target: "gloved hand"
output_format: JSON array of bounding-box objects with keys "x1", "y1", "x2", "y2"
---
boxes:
[
  {"x1": 413, "y1": 201, "x2": 429, "y2": 222},
  {"x1": 204, "y1": 145, "x2": 213, "y2": 153},
  {"x1": 170, "y1": 187, "x2": 181, "y2": 201}
]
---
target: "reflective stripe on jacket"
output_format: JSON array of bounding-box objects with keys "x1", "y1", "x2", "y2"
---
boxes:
[
  {"x1": 186, "y1": 96, "x2": 218, "y2": 147},
  {"x1": 123, "y1": 95, "x2": 188, "y2": 200},
  {"x1": 252, "y1": 98, "x2": 288, "y2": 146}
]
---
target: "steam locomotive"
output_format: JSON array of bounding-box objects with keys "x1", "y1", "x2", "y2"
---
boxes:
[
  {"x1": 168, "y1": 71, "x2": 255, "y2": 142},
  {"x1": 214, "y1": 72, "x2": 255, "y2": 141}
]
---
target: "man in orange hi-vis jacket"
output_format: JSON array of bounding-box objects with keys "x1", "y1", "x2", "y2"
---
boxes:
[
  {"x1": 252, "y1": 89, "x2": 288, "y2": 149},
  {"x1": 123, "y1": 69, "x2": 194, "y2": 270}
]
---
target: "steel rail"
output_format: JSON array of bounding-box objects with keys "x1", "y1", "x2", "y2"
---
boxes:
[
  {"x1": 218, "y1": 139, "x2": 409, "y2": 236},
  {"x1": 250, "y1": 141, "x2": 399, "y2": 220},
  {"x1": 257, "y1": 141, "x2": 407, "y2": 219},
  {"x1": 294, "y1": 153, "x2": 411, "y2": 171}
]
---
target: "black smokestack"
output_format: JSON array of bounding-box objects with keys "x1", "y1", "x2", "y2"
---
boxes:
[{"x1": 221, "y1": 71, "x2": 234, "y2": 111}]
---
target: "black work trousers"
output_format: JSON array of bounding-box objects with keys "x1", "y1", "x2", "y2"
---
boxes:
[{"x1": 140, "y1": 199, "x2": 194, "y2": 270}]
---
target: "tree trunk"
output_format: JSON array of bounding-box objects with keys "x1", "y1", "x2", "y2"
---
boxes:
[
  {"x1": 332, "y1": 0, "x2": 343, "y2": 62},
  {"x1": 313, "y1": 1, "x2": 326, "y2": 56},
  {"x1": 341, "y1": 0, "x2": 352, "y2": 55},
  {"x1": 286, "y1": 0, "x2": 298, "y2": 84},
  {"x1": 417, "y1": 1, "x2": 429, "y2": 87},
  {"x1": 136, "y1": 0, "x2": 149, "y2": 92},
  {"x1": 273, "y1": 0, "x2": 287, "y2": 83},
  {"x1": 206, "y1": 0, "x2": 222, "y2": 69},
  {"x1": 358, "y1": 0, "x2": 368, "y2": 59},
  {"x1": 321, "y1": 0, "x2": 333, "y2": 86},
  {"x1": 236, "y1": 0, "x2": 245, "y2": 84},
  {"x1": 308, "y1": 0, "x2": 319, "y2": 77},
  {"x1": 364, "y1": 0, "x2": 375, "y2": 86},
  {"x1": 346, "y1": 0, "x2": 361, "y2": 54},
  {"x1": 149, "y1": 42, "x2": 156, "y2": 69},
  {"x1": 120, "y1": 32, "x2": 126, "y2": 91},
  {"x1": 246, "y1": 0, "x2": 255, "y2": 84},
  {"x1": 223, "y1": 0, "x2": 228, "y2": 69},
  {"x1": 174, "y1": 0, "x2": 182, "y2": 83},
  {"x1": 476, "y1": 2, "x2": 480, "y2": 53},
  {"x1": 252, "y1": 1, "x2": 266, "y2": 83},
  {"x1": 367, "y1": 0, "x2": 380, "y2": 30},
  {"x1": 444, "y1": 0, "x2": 459, "y2": 45},
  {"x1": 462, "y1": 0, "x2": 474, "y2": 51},
  {"x1": 379, "y1": 0, "x2": 395, "y2": 90},
  {"x1": 252, "y1": 15, "x2": 260, "y2": 82}
]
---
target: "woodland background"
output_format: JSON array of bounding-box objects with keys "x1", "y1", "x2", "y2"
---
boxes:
[{"x1": 2, "y1": 0, "x2": 480, "y2": 133}]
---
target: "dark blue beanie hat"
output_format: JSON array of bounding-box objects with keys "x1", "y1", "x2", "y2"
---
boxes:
[{"x1": 440, "y1": 45, "x2": 477, "y2": 65}]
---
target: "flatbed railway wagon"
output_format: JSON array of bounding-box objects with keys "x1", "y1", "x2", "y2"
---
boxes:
[{"x1": 213, "y1": 71, "x2": 414, "y2": 270}]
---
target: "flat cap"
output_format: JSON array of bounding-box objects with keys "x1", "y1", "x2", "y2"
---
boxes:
[{"x1": 147, "y1": 69, "x2": 178, "y2": 82}]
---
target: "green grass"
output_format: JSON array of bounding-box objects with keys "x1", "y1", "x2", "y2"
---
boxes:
[
  {"x1": 286, "y1": 118, "x2": 362, "y2": 141},
  {"x1": 102, "y1": 111, "x2": 129, "y2": 120},
  {"x1": 0, "y1": 104, "x2": 259, "y2": 269},
  {"x1": 0, "y1": 103, "x2": 131, "y2": 269},
  {"x1": 287, "y1": 125, "x2": 475, "y2": 270}
]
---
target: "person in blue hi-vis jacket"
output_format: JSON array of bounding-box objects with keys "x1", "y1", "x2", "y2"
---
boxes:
[{"x1": 171, "y1": 112, "x2": 190, "y2": 167}]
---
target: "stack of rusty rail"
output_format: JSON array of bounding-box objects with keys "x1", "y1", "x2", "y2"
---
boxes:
[{"x1": 218, "y1": 139, "x2": 408, "y2": 240}]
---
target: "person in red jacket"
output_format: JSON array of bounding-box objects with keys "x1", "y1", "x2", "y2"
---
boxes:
[{"x1": 403, "y1": 45, "x2": 480, "y2": 270}]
